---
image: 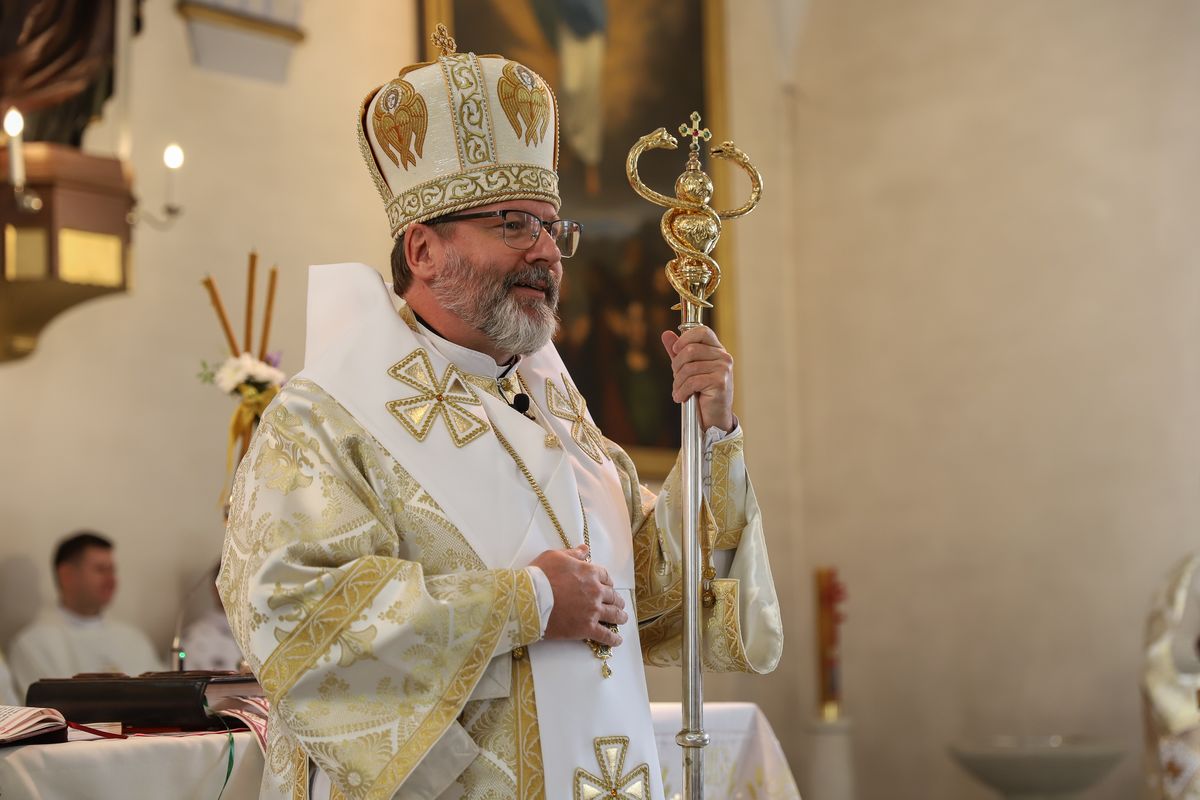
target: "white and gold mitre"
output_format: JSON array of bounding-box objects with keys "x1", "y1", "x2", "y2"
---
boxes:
[{"x1": 357, "y1": 24, "x2": 561, "y2": 238}]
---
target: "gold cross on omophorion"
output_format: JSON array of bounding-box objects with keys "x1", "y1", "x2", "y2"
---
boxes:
[
  {"x1": 431, "y1": 23, "x2": 456, "y2": 56},
  {"x1": 678, "y1": 111, "x2": 712, "y2": 152},
  {"x1": 573, "y1": 737, "x2": 650, "y2": 799}
]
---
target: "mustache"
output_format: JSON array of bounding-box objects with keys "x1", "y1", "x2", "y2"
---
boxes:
[{"x1": 502, "y1": 264, "x2": 560, "y2": 305}]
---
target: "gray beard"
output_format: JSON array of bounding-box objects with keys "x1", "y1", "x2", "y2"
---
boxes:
[{"x1": 430, "y1": 251, "x2": 560, "y2": 357}]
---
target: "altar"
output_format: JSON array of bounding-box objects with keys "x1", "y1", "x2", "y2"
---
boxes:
[
  {"x1": 0, "y1": 703, "x2": 798, "y2": 800},
  {"x1": 0, "y1": 729, "x2": 263, "y2": 799}
]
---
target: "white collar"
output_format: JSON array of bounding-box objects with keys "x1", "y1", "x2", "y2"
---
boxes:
[
  {"x1": 411, "y1": 317, "x2": 521, "y2": 382},
  {"x1": 57, "y1": 605, "x2": 104, "y2": 628}
]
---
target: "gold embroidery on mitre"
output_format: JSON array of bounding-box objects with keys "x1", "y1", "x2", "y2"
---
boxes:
[
  {"x1": 497, "y1": 62, "x2": 551, "y2": 146},
  {"x1": 384, "y1": 163, "x2": 559, "y2": 237},
  {"x1": 573, "y1": 736, "x2": 651, "y2": 800},
  {"x1": 373, "y1": 78, "x2": 428, "y2": 170},
  {"x1": 546, "y1": 374, "x2": 607, "y2": 464},
  {"x1": 386, "y1": 349, "x2": 490, "y2": 447},
  {"x1": 443, "y1": 54, "x2": 497, "y2": 169}
]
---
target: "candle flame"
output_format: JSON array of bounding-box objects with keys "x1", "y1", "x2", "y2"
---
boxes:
[
  {"x1": 163, "y1": 143, "x2": 185, "y2": 170},
  {"x1": 3, "y1": 108, "x2": 23, "y2": 138}
]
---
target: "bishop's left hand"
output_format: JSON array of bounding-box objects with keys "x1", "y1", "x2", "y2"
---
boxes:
[{"x1": 661, "y1": 326, "x2": 735, "y2": 433}]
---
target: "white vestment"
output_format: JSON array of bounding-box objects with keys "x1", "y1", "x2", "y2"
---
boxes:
[
  {"x1": 220, "y1": 263, "x2": 782, "y2": 800},
  {"x1": 7, "y1": 607, "x2": 164, "y2": 699},
  {"x1": 0, "y1": 651, "x2": 18, "y2": 706},
  {"x1": 1144, "y1": 554, "x2": 1200, "y2": 799},
  {"x1": 181, "y1": 609, "x2": 245, "y2": 672}
]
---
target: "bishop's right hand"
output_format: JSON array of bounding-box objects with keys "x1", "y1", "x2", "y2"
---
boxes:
[{"x1": 531, "y1": 544, "x2": 627, "y2": 647}]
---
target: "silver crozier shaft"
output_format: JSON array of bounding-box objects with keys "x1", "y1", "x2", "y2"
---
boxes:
[
  {"x1": 626, "y1": 112, "x2": 762, "y2": 800},
  {"x1": 677, "y1": 304, "x2": 709, "y2": 800}
]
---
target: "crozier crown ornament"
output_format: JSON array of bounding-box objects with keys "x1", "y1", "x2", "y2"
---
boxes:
[{"x1": 625, "y1": 111, "x2": 762, "y2": 313}]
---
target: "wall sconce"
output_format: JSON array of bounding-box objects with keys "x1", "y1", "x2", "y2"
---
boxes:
[
  {"x1": 132, "y1": 143, "x2": 185, "y2": 230},
  {"x1": 4, "y1": 108, "x2": 43, "y2": 214}
]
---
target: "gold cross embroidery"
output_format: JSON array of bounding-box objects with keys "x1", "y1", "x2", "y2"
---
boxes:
[
  {"x1": 386, "y1": 349, "x2": 489, "y2": 447},
  {"x1": 546, "y1": 374, "x2": 607, "y2": 464},
  {"x1": 573, "y1": 736, "x2": 650, "y2": 800}
]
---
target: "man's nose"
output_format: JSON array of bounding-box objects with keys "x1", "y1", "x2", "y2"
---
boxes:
[
  {"x1": 530, "y1": 221, "x2": 561, "y2": 255},
  {"x1": 526, "y1": 224, "x2": 564, "y2": 275}
]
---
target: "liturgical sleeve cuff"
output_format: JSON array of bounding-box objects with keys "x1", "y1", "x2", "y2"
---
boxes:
[{"x1": 525, "y1": 565, "x2": 554, "y2": 637}]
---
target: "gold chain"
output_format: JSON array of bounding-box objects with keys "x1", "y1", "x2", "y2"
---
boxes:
[
  {"x1": 491, "y1": 388, "x2": 613, "y2": 677},
  {"x1": 491, "y1": 420, "x2": 590, "y2": 552}
]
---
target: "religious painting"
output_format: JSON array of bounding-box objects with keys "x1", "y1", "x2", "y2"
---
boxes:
[{"x1": 419, "y1": 0, "x2": 729, "y2": 479}]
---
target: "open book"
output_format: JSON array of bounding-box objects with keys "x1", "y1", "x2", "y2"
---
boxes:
[{"x1": 0, "y1": 705, "x2": 67, "y2": 746}]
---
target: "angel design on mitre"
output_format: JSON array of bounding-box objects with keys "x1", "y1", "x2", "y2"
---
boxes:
[
  {"x1": 373, "y1": 77, "x2": 428, "y2": 170},
  {"x1": 497, "y1": 62, "x2": 550, "y2": 146}
]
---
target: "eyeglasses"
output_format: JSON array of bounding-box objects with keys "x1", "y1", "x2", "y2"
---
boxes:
[{"x1": 428, "y1": 209, "x2": 583, "y2": 258}]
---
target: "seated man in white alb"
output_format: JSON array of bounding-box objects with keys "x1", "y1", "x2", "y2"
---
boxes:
[
  {"x1": 7, "y1": 532, "x2": 163, "y2": 699},
  {"x1": 180, "y1": 562, "x2": 245, "y2": 672},
  {"x1": 0, "y1": 651, "x2": 17, "y2": 706}
]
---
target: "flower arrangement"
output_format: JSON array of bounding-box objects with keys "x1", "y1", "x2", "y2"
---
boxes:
[
  {"x1": 199, "y1": 352, "x2": 286, "y2": 394},
  {"x1": 199, "y1": 252, "x2": 285, "y2": 498}
]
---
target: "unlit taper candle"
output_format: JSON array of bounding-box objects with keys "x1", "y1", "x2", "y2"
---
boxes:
[
  {"x1": 244, "y1": 251, "x2": 257, "y2": 353},
  {"x1": 202, "y1": 276, "x2": 241, "y2": 356},
  {"x1": 7, "y1": 131, "x2": 24, "y2": 189},
  {"x1": 258, "y1": 266, "x2": 278, "y2": 360}
]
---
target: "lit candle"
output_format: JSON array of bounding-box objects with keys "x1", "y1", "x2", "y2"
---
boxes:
[
  {"x1": 163, "y1": 143, "x2": 184, "y2": 209},
  {"x1": 4, "y1": 108, "x2": 25, "y2": 190}
]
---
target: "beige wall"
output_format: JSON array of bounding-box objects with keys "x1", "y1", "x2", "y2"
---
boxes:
[
  {"x1": 2, "y1": 2, "x2": 1199, "y2": 799},
  {"x1": 0, "y1": 1, "x2": 409, "y2": 644},
  {"x1": 722, "y1": 1, "x2": 1200, "y2": 798}
]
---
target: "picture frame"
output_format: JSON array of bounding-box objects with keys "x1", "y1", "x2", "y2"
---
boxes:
[{"x1": 417, "y1": 0, "x2": 733, "y2": 480}]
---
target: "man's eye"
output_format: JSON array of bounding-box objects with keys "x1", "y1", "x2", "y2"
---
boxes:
[{"x1": 503, "y1": 220, "x2": 527, "y2": 231}]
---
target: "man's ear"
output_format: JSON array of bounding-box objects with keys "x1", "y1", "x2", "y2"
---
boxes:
[{"x1": 405, "y1": 223, "x2": 444, "y2": 282}]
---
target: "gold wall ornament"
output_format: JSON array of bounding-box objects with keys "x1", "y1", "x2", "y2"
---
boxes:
[
  {"x1": 626, "y1": 112, "x2": 763, "y2": 800},
  {"x1": 386, "y1": 349, "x2": 490, "y2": 447},
  {"x1": 573, "y1": 736, "x2": 651, "y2": 800},
  {"x1": 372, "y1": 78, "x2": 428, "y2": 170}
]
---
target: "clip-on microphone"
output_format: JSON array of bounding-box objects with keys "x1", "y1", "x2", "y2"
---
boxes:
[{"x1": 509, "y1": 393, "x2": 535, "y2": 420}]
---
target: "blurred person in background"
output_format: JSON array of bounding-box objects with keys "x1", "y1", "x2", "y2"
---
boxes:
[
  {"x1": 180, "y1": 561, "x2": 245, "y2": 672},
  {"x1": 7, "y1": 532, "x2": 163, "y2": 698},
  {"x1": 0, "y1": 652, "x2": 17, "y2": 705}
]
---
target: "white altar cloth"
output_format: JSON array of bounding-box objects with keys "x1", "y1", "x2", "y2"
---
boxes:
[
  {"x1": 652, "y1": 702, "x2": 800, "y2": 800},
  {"x1": 0, "y1": 730, "x2": 264, "y2": 800},
  {"x1": 0, "y1": 703, "x2": 797, "y2": 799}
]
